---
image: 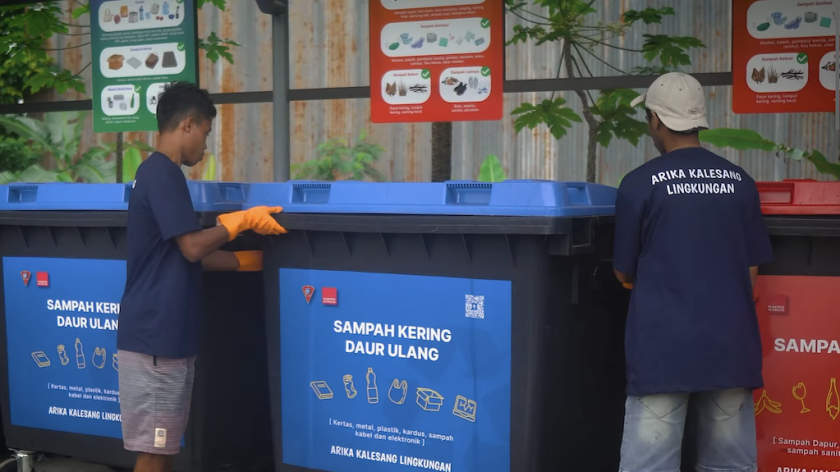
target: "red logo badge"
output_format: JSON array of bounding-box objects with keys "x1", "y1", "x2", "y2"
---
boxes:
[
  {"x1": 20, "y1": 271, "x2": 30, "y2": 286},
  {"x1": 765, "y1": 294, "x2": 788, "y2": 314},
  {"x1": 322, "y1": 287, "x2": 337, "y2": 306},
  {"x1": 302, "y1": 285, "x2": 315, "y2": 304},
  {"x1": 36, "y1": 272, "x2": 49, "y2": 288}
]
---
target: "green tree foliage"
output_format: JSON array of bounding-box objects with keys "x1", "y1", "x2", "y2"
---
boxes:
[
  {"x1": 506, "y1": 1, "x2": 705, "y2": 182},
  {"x1": 0, "y1": 111, "x2": 156, "y2": 183},
  {"x1": 292, "y1": 131, "x2": 386, "y2": 182},
  {"x1": 0, "y1": 1, "x2": 239, "y2": 104},
  {"x1": 0, "y1": 1, "x2": 240, "y2": 182},
  {"x1": 700, "y1": 128, "x2": 838, "y2": 180},
  {"x1": 478, "y1": 154, "x2": 506, "y2": 182}
]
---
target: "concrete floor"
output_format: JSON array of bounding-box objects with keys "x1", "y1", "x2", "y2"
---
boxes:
[{"x1": 16, "y1": 456, "x2": 122, "y2": 472}]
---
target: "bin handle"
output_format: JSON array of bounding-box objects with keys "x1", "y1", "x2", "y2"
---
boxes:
[
  {"x1": 292, "y1": 182, "x2": 332, "y2": 204},
  {"x1": 563, "y1": 182, "x2": 591, "y2": 206},
  {"x1": 757, "y1": 181, "x2": 795, "y2": 205},
  {"x1": 445, "y1": 182, "x2": 492, "y2": 205},
  {"x1": 6, "y1": 185, "x2": 38, "y2": 203},
  {"x1": 216, "y1": 183, "x2": 246, "y2": 203}
]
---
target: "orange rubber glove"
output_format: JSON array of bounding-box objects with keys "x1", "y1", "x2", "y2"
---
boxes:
[
  {"x1": 217, "y1": 206, "x2": 288, "y2": 241},
  {"x1": 234, "y1": 251, "x2": 263, "y2": 272},
  {"x1": 622, "y1": 283, "x2": 634, "y2": 290}
]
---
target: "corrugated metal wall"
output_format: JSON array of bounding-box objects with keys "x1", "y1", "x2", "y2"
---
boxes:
[
  {"x1": 455, "y1": 0, "x2": 837, "y2": 184},
  {"x1": 32, "y1": 0, "x2": 840, "y2": 183}
]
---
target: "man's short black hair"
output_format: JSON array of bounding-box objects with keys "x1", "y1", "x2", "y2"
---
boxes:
[{"x1": 156, "y1": 81, "x2": 217, "y2": 133}]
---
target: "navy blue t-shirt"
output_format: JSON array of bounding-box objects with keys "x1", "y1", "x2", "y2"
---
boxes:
[
  {"x1": 613, "y1": 148, "x2": 774, "y2": 396},
  {"x1": 117, "y1": 152, "x2": 203, "y2": 359}
]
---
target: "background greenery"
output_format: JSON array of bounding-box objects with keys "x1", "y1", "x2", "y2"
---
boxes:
[{"x1": 0, "y1": 1, "x2": 835, "y2": 184}]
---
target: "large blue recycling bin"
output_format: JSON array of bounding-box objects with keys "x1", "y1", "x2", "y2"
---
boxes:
[
  {"x1": 246, "y1": 180, "x2": 630, "y2": 472},
  {"x1": 0, "y1": 181, "x2": 273, "y2": 472}
]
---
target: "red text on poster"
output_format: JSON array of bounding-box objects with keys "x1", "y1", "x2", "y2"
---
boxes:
[
  {"x1": 369, "y1": 0, "x2": 504, "y2": 123},
  {"x1": 753, "y1": 275, "x2": 840, "y2": 471},
  {"x1": 732, "y1": 0, "x2": 838, "y2": 114}
]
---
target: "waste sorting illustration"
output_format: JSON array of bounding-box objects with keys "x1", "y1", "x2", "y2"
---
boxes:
[
  {"x1": 91, "y1": 0, "x2": 197, "y2": 132},
  {"x1": 279, "y1": 268, "x2": 511, "y2": 472},
  {"x1": 733, "y1": 0, "x2": 838, "y2": 113},
  {"x1": 3, "y1": 257, "x2": 125, "y2": 439},
  {"x1": 753, "y1": 273, "x2": 840, "y2": 469},
  {"x1": 792, "y1": 382, "x2": 810, "y2": 413}
]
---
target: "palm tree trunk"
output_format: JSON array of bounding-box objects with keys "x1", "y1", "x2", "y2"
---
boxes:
[
  {"x1": 562, "y1": 41, "x2": 600, "y2": 183},
  {"x1": 115, "y1": 132, "x2": 123, "y2": 183},
  {"x1": 431, "y1": 122, "x2": 452, "y2": 182}
]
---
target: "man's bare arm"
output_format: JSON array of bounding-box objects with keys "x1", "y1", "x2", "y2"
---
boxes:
[
  {"x1": 614, "y1": 268, "x2": 635, "y2": 285},
  {"x1": 201, "y1": 251, "x2": 240, "y2": 271},
  {"x1": 174, "y1": 226, "x2": 231, "y2": 263}
]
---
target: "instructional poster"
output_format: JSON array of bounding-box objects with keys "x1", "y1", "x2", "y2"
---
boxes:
[
  {"x1": 278, "y1": 269, "x2": 512, "y2": 472},
  {"x1": 3, "y1": 257, "x2": 124, "y2": 439},
  {"x1": 753, "y1": 275, "x2": 840, "y2": 470},
  {"x1": 369, "y1": 0, "x2": 504, "y2": 123},
  {"x1": 90, "y1": 0, "x2": 198, "y2": 132},
  {"x1": 732, "y1": 0, "x2": 838, "y2": 114}
]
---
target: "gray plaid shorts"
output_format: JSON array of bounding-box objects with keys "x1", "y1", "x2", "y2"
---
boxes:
[{"x1": 117, "y1": 350, "x2": 196, "y2": 455}]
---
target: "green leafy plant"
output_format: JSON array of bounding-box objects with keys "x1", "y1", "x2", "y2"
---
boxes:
[
  {"x1": 201, "y1": 154, "x2": 218, "y2": 181},
  {"x1": 0, "y1": 4, "x2": 87, "y2": 104},
  {"x1": 478, "y1": 154, "x2": 506, "y2": 182},
  {"x1": 0, "y1": 2, "x2": 240, "y2": 104},
  {"x1": 0, "y1": 111, "x2": 153, "y2": 184},
  {"x1": 699, "y1": 128, "x2": 839, "y2": 180},
  {"x1": 506, "y1": 1, "x2": 705, "y2": 182},
  {"x1": 0, "y1": 136, "x2": 41, "y2": 173},
  {"x1": 292, "y1": 131, "x2": 386, "y2": 181},
  {"x1": 0, "y1": 1, "x2": 241, "y2": 182}
]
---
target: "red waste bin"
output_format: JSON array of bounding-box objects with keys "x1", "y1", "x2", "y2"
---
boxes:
[{"x1": 753, "y1": 179, "x2": 840, "y2": 471}]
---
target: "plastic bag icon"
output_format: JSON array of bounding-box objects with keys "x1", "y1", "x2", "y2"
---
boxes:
[
  {"x1": 388, "y1": 379, "x2": 408, "y2": 405},
  {"x1": 92, "y1": 347, "x2": 106, "y2": 369}
]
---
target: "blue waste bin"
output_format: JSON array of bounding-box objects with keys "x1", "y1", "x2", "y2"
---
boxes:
[
  {"x1": 0, "y1": 182, "x2": 273, "y2": 471},
  {"x1": 245, "y1": 180, "x2": 629, "y2": 472}
]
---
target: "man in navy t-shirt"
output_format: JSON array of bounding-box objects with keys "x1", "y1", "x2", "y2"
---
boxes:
[
  {"x1": 116, "y1": 82, "x2": 286, "y2": 472},
  {"x1": 613, "y1": 72, "x2": 774, "y2": 472}
]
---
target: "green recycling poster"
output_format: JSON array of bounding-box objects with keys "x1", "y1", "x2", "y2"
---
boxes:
[{"x1": 90, "y1": 0, "x2": 197, "y2": 133}]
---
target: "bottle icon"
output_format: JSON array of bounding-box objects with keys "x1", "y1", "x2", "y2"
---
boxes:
[
  {"x1": 57, "y1": 345, "x2": 70, "y2": 365},
  {"x1": 75, "y1": 338, "x2": 85, "y2": 369},
  {"x1": 343, "y1": 375, "x2": 357, "y2": 399},
  {"x1": 827, "y1": 378, "x2": 839, "y2": 420},
  {"x1": 366, "y1": 367, "x2": 378, "y2": 404},
  {"x1": 139, "y1": 6, "x2": 144, "y2": 19}
]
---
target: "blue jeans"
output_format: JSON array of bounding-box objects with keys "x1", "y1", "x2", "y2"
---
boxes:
[{"x1": 619, "y1": 388, "x2": 758, "y2": 472}]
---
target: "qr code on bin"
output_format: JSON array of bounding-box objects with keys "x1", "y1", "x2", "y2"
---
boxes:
[{"x1": 465, "y1": 295, "x2": 484, "y2": 319}]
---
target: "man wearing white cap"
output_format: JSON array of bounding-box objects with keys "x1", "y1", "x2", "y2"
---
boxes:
[{"x1": 612, "y1": 72, "x2": 774, "y2": 472}]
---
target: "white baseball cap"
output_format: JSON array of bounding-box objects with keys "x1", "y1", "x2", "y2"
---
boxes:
[{"x1": 630, "y1": 72, "x2": 709, "y2": 132}]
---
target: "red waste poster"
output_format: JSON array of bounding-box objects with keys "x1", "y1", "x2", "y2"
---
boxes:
[
  {"x1": 732, "y1": 0, "x2": 838, "y2": 114},
  {"x1": 753, "y1": 275, "x2": 840, "y2": 471},
  {"x1": 369, "y1": 0, "x2": 504, "y2": 123}
]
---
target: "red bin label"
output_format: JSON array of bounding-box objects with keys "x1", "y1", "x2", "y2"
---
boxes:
[{"x1": 754, "y1": 275, "x2": 840, "y2": 471}]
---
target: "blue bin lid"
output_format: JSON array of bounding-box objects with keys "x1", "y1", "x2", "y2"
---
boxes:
[
  {"x1": 243, "y1": 180, "x2": 616, "y2": 217},
  {"x1": 0, "y1": 181, "x2": 249, "y2": 212}
]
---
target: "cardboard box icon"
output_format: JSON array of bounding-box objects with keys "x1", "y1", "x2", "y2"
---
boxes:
[{"x1": 416, "y1": 387, "x2": 444, "y2": 411}]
